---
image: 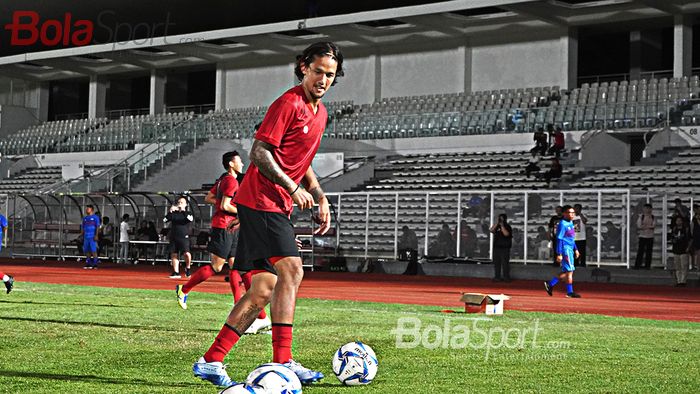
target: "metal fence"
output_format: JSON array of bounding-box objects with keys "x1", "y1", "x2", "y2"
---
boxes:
[
  {"x1": 2, "y1": 190, "x2": 697, "y2": 270},
  {"x1": 326, "y1": 189, "x2": 699, "y2": 269}
]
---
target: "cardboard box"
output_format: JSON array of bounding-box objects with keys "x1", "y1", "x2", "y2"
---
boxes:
[{"x1": 460, "y1": 293, "x2": 510, "y2": 315}]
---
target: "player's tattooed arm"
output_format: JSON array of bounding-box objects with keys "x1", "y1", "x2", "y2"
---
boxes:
[
  {"x1": 250, "y1": 139, "x2": 296, "y2": 192},
  {"x1": 302, "y1": 167, "x2": 326, "y2": 203},
  {"x1": 304, "y1": 166, "x2": 331, "y2": 235}
]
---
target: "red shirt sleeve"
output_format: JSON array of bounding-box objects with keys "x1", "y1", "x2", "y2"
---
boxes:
[
  {"x1": 255, "y1": 97, "x2": 298, "y2": 147},
  {"x1": 209, "y1": 182, "x2": 217, "y2": 195},
  {"x1": 220, "y1": 176, "x2": 238, "y2": 198}
]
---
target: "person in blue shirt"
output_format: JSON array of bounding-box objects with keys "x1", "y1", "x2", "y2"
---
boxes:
[
  {"x1": 544, "y1": 205, "x2": 581, "y2": 298},
  {"x1": 80, "y1": 205, "x2": 101, "y2": 269},
  {"x1": 0, "y1": 213, "x2": 7, "y2": 252}
]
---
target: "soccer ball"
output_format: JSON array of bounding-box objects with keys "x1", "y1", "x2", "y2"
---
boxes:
[
  {"x1": 245, "y1": 363, "x2": 302, "y2": 394},
  {"x1": 219, "y1": 383, "x2": 265, "y2": 394},
  {"x1": 332, "y1": 341, "x2": 378, "y2": 385}
]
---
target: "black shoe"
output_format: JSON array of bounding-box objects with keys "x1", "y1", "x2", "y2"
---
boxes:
[
  {"x1": 492, "y1": 277, "x2": 503, "y2": 282},
  {"x1": 566, "y1": 292, "x2": 581, "y2": 298},
  {"x1": 544, "y1": 281, "x2": 553, "y2": 296},
  {"x1": 185, "y1": 268, "x2": 191, "y2": 278},
  {"x1": 5, "y1": 276, "x2": 13, "y2": 294}
]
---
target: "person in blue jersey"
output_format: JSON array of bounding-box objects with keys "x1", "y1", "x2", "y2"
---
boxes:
[
  {"x1": 0, "y1": 212, "x2": 7, "y2": 252},
  {"x1": 80, "y1": 205, "x2": 101, "y2": 269},
  {"x1": 544, "y1": 205, "x2": 581, "y2": 298}
]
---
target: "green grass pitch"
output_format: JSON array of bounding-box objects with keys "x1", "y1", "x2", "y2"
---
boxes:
[{"x1": 0, "y1": 282, "x2": 698, "y2": 393}]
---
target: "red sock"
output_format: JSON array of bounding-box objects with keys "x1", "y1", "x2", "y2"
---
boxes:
[
  {"x1": 204, "y1": 323, "x2": 241, "y2": 363},
  {"x1": 241, "y1": 271, "x2": 253, "y2": 290},
  {"x1": 230, "y1": 270, "x2": 243, "y2": 302},
  {"x1": 0, "y1": 271, "x2": 4, "y2": 278},
  {"x1": 242, "y1": 271, "x2": 267, "y2": 319},
  {"x1": 182, "y1": 265, "x2": 215, "y2": 294},
  {"x1": 272, "y1": 324, "x2": 293, "y2": 363}
]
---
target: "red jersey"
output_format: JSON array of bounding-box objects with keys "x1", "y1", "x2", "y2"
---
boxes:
[
  {"x1": 235, "y1": 85, "x2": 327, "y2": 215},
  {"x1": 553, "y1": 131, "x2": 565, "y2": 148},
  {"x1": 210, "y1": 173, "x2": 239, "y2": 229}
]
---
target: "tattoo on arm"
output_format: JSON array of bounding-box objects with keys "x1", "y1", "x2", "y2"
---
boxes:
[
  {"x1": 250, "y1": 139, "x2": 296, "y2": 192},
  {"x1": 308, "y1": 186, "x2": 325, "y2": 203},
  {"x1": 304, "y1": 167, "x2": 324, "y2": 202}
]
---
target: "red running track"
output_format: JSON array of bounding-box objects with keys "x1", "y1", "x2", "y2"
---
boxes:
[{"x1": 1, "y1": 260, "x2": 698, "y2": 322}]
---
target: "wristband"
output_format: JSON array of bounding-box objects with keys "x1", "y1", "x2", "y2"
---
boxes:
[{"x1": 289, "y1": 184, "x2": 300, "y2": 196}]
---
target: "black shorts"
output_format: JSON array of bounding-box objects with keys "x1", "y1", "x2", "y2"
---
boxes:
[
  {"x1": 233, "y1": 204, "x2": 299, "y2": 275},
  {"x1": 169, "y1": 236, "x2": 190, "y2": 254},
  {"x1": 207, "y1": 227, "x2": 238, "y2": 260}
]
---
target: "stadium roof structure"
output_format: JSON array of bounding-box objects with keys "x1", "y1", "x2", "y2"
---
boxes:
[{"x1": 1, "y1": 0, "x2": 698, "y2": 81}]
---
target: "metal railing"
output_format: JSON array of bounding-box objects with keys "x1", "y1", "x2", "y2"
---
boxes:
[
  {"x1": 166, "y1": 103, "x2": 215, "y2": 114},
  {"x1": 3, "y1": 189, "x2": 697, "y2": 271},
  {"x1": 321, "y1": 189, "x2": 697, "y2": 270},
  {"x1": 105, "y1": 108, "x2": 150, "y2": 119}
]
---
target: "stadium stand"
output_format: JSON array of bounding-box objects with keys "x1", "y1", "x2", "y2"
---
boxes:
[
  {"x1": 360, "y1": 150, "x2": 556, "y2": 191},
  {"x1": 0, "y1": 118, "x2": 107, "y2": 155},
  {"x1": 570, "y1": 145, "x2": 700, "y2": 195},
  {"x1": 329, "y1": 150, "x2": 569, "y2": 258},
  {"x1": 0, "y1": 76, "x2": 696, "y2": 160},
  {"x1": 0, "y1": 75, "x2": 695, "y2": 267},
  {"x1": 0, "y1": 167, "x2": 63, "y2": 193},
  {"x1": 0, "y1": 112, "x2": 194, "y2": 155}
]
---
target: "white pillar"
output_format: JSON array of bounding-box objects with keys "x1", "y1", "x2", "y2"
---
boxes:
[
  {"x1": 629, "y1": 30, "x2": 642, "y2": 81},
  {"x1": 564, "y1": 27, "x2": 578, "y2": 90},
  {"x1": 150, "y1": 70, "x2": 165, "y2": 115},
  {"x1": 464, "y1": 39, "x2": 472, "y2": 93},
  {"x1": 373, "y1": 52, "x2": 381, "y2": 102},
  {"x1": 26, "y1": 82, "x2": 49, "y2": 122},
  {"x1": 215, "y1": 64, "x2": 227, "y2": 111},
  {"x1": 673, "y1": 14, "x2": 692, "y2": 79},
  {"x1": 88, "y1": 75, "x2": 106, "y2": 119},
  {"x1": 36, "y1": 82, "x2": 50, "y2": 122}
]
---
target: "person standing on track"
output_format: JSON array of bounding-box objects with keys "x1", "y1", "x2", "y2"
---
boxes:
[
  {"x1": 80, "y1": 205, "x2": 101, "y2": 270},
  {"x1": 165, "y1": 196, "x2": 194, "y2": 279},
  {"x1": 117, "y1": 214, "x2": 131, "y2": 264},
  {"x1": 192, "y1": 41, "x2": 342, "y2": 388},
  {"x1": 0, "y1": 211, "x2": 8, "y2": 253},
  {"x1": 544, "y1": 205, "x2": 581, "y2": 298}
]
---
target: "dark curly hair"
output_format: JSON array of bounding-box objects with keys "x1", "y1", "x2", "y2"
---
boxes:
[{"x1": 294, "y1": 42, "x2": 344, "y2": 86}]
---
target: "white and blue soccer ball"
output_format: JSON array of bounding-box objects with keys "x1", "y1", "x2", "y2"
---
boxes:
[
  {"x1": 332, "y1": 341, "x2": 378, "y2": 385},
  {"x1": 245, "y1": 363, "x2": 302, "y2": 394},
  {"x1": 219, "y1": 383, "x2": 265, "y2": 394}
]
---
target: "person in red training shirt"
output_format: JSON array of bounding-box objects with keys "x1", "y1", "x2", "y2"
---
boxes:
[
  {"x1": 548, "y1": 126, "x2": 565, "y2": 156},
  {"x1": 176, "y1": 151, "x2": 271, "y2": 333},
  {"x1": 192, "y1": 42, "x2": 343, "y2": 388}
]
